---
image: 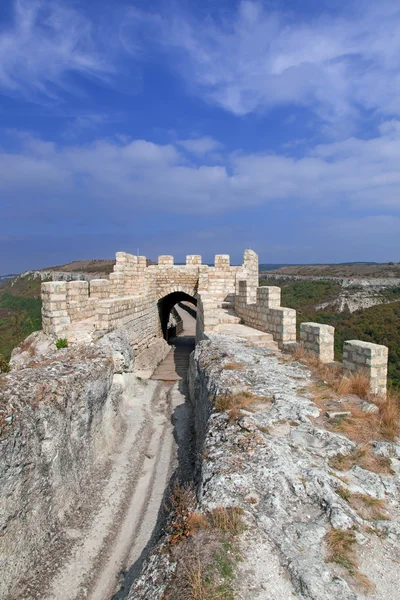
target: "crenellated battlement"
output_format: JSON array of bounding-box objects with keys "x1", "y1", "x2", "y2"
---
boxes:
[
  {"x1": 41, "y1": 248, "x2": 390, "y2": 397},
  {"x1": 41, "y1": 249, "x2": 257, "y2": 353}
]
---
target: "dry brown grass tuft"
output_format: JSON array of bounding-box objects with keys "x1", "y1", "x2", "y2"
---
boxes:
[
  {"x1": 222, "y1": 362, "x2": 245, "y2": 371},
  {"x1": 331, "y1": 392, "x2": 400, "y2": 443},
  {"x1": 332, "y1": 404, "x2": 382, "y2": 443},
  {"x1": 166, "y1": 482, "x2": 197, "y2": 545},
  {"x1": 209, "y1": 506, "x2": 245, "y2": 535},
  {"x1": 163, "y1": 504, "x2": 245, "y2": 600},
  {"x1": 337, "y1": 485, "x2": 352, "y2": 501},
  {"x1": 226, "y1": 407, "x2": 245, "y2": 422},
  {"x1": 185, "y1": 560, "x2": 210, "y2": 600},
  {"x1": 298, "y1": 349, "x2": 400, "y2": 443},
  {"x1": 335, "y1": 483, "x2": 389, "y2": 521},
  {"x1": 325, "y1": 528, "x2": 373, "y2": 590},
  {"x1": 326, "y1": 528, "x2": 358, "y2": 574},
  {"x1": 377, "y1": 389, "x2": 400, "y2": 441},
  {"x1": 329, "y1": 447, "x2": 394, "y2": 475},
  {"x1": 214, "y1": 391, "x2": 270, "y2": 417},
  {"x1": 292, "y1": 346, "x2": 373, "y2": 400},
  {"x1": 187, "y1": 512, "x2": 210, "y2": 535},
  {"x1": 349, "y1": 493, "x2": 389, "y2": 521}
]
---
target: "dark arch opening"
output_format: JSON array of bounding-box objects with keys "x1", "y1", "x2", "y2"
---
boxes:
[{"x1": 158, "y1": 291, "x2": 197, "y2": 340}]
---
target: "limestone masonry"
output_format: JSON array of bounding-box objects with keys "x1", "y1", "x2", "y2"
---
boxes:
[{"x1": 41, "y1": 249, "x2": 389, "y2": 396}]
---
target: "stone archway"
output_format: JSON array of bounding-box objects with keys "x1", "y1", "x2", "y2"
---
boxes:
[{"x1": 158, "y1": 291, "x2": 197, "y2": 340}]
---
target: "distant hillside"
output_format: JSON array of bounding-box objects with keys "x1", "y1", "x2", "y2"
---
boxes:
[
  {"x1": 42, "y1": 259, "x2": 116, "y2": 276},
  {"x1": 0, "y1": 274, "x2": 18, "y2": 284},
  {"x1": 260, "y1": 277, "x2": 400, "y2": 389},
  {"x1": 262, "y1": 262, "x2": 400, "y2": 278}
]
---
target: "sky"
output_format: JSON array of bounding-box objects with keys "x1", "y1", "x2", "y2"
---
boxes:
[{"x1": 1, "y1": 0, "x2": 400, "y2": 272}]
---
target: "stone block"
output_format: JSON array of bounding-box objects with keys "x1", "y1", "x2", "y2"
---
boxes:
[
  {"x1": 214, "y1": 254, "x2": 230, "y2": 267},
  {"x1": 343, "y1": 340, "x2": 388, "y2": 397},
  {"x1": 158, "y1": 255, "x2": 174, "y2": 266},
  {"x1": 300, "y1": 322, "x2": 334, "y2": 364}
]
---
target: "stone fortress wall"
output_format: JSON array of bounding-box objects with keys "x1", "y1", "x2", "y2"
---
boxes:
[{"x1": 42, "y1": 249, "x2": 389, "y2": 397}]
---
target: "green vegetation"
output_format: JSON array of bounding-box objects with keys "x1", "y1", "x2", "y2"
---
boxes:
[
  {"x1": 260, "y1": 278, "x2": 400, "y2": 388},
  {"x1": 0, "y1": 354, "x2": 10, "y2": 373},
  {"x1": 56, "y1": 338, "x2": 68, "y2": 349},
  {"x1": 0, "y1": 283, "x2": 42, "y2": 361}
]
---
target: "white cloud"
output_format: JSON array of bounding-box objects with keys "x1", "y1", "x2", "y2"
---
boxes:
[
  {"x1": 124, "y1": 1, "x2": 400, "y2": 130},
  {"x1": 177, "y1": 136, "x2": 222, "y2": 156},
  {"x1": 2, "y1": 123, "x2": 400, "y2": 221},
  {"x1": 0, "y1": 0, "x2": 112, "y2": 101}
]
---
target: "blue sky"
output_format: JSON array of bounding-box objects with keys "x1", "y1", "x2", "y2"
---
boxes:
[{"x1": 1, "y1": 0, "x2": 400, "y2": 272}]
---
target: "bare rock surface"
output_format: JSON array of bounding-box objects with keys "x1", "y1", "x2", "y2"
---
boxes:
[
  {"x1": 0, "y1": 342, "x2": 116, "y2": 598},
  {"x1": 9, "y1": 330, "x2": 57, "y2": 369},
  {"x1": 129, "y1": 332, "x2": 400, "y2": 600}
]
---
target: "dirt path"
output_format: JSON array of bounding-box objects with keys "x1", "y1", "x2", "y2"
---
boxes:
[
  {"x1": 23, "y1": 311, "x2": 196, "y2": 600},
  {"x1": 151, "y1": 305, "x2": 196, "y2": 381}
]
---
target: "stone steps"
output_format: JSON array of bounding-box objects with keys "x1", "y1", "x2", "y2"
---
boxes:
[
  {"x1": 221, "y1": 301, "x2": 234, "y2": 309},
  {"x1": 215, "y1": 323, "x2": 279, "y2": 350},
  {"x1": 216, "y1": 308, "x2": 241, "y2": 325}
]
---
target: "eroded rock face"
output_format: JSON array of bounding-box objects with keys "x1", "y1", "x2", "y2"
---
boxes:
[
  {"x1": 98, "y1": 329, "x2": 134, "y2": 373},
  {"x1": 316, "y1": 289, "x2": 392, "y2": 313},
  {"x1": 9, "y1": 330, "x2": 57, "y2": 370},
  {"x1": 0, "y1": 335, "x2": 130, "y2": 599}
]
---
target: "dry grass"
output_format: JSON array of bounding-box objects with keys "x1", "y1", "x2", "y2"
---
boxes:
[
  {"x1": 329, "y1": 447, "x2": 394, "y2": 475},
  {"x1": 337, "y1": 485, "x2": 352, "y2": 501},
  {"x1": 349, "y1": 493, "x2": 389, "y2": 521},
  {"x1": 292, "y1": 345, "x2": 372, "y2": 398},
  {"x1": 326, "y1": 529, "x2": 358, "y2": 574},
  {"x1": 187, "y1": 512, "x2": 210, "y2": 534},
  {"x1": 214, "y1": 391, "x2": 271, "y2": 421},
  {"x1": 294, "y1": 346, "x2": 400, "y2": 443},
  {"x1": 163, "y1": 502, "x2": 245, "y2": 600},
  {"x1": 325, "y1": 529, "x2": 373, "y2": 590},
  {"x1": 222, "y1": 362, "x2": 245, "y2": 371},
  {"x1": 209, "y1": 506, "x2": 245, "y2": 535},
  {"x1": 166, "y1": 482, "x2": 197, "y2": 545},
  {"x1": 336, "y1": 483, "x2": 389, "y2": 521},
  {"x1": 332, "y1": 404, "x2": 383, "y2": 443},
  {"x1": 185, "y1": 561, "x2": 207, "y2": 600},
  {"x1": 333, "y1": 393, "x2": 400, "y2": 443},
  {"x1": 378, "y1": 389, "x2": 400, "y2": 441}
]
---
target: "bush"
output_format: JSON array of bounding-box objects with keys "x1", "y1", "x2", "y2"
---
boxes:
[
  {"x1": 56, "y1": 338, "x2": 68, "y2": 349},
  {"x1": 0, "y1": 354, "x2": 10, "y2": 373}
]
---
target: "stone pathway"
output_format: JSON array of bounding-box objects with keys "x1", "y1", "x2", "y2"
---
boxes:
[
  {"x1": 215, "y1": 322, "x2": 279, "y2": 349},
  {"x1": 151, "y1": 305, "x2": 196, "y2": 381}
]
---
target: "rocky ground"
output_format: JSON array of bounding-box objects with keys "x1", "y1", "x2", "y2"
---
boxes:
[
  {"x1": 2, "y1": 321, "x2": 400, "y2": 599},
  {"x1": 0, "y1": 328, "x2": 184, "y2": 600},
  {"x1": 129, "y1": 332, "x2": 400, "y2": 600}
]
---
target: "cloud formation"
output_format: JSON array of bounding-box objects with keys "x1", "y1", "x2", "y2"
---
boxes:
[
  {"x1": 2, "y1": 122, "x2": 400, "y2": 222},
  {"x1": 0, "y1": 0, "x2": 112, "y2": 102},
  {"x1": 177, "y1": 136, "x2": 222, "y2": 156},
  {"x1": 125, "y1": 1, "x2": 400, "y2": 130}
]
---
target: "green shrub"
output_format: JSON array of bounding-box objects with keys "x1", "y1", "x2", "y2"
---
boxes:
[
  {"x1": 56, "y1": 338, "x2": 68, "y2": 349},
  {"x1": 0, "y1": 292, "x2": 42, "y2": 360},
  {"x1": 0, "y1": 354, "x2": 10, "y2": 373}
]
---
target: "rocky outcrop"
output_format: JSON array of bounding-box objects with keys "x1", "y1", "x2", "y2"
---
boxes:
[
  {"x1": 261, "y1": 273, "x2": 400, "y2": 289},
  {"x1": 128, "y1": 332, "x2": 400, "y2": 599},
  {"x1": 0, "y1": 334, "x2": 133, "y2": 599},
  {"x1": 316, "y1": 289, "x2": 395, "y2": 313}
]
